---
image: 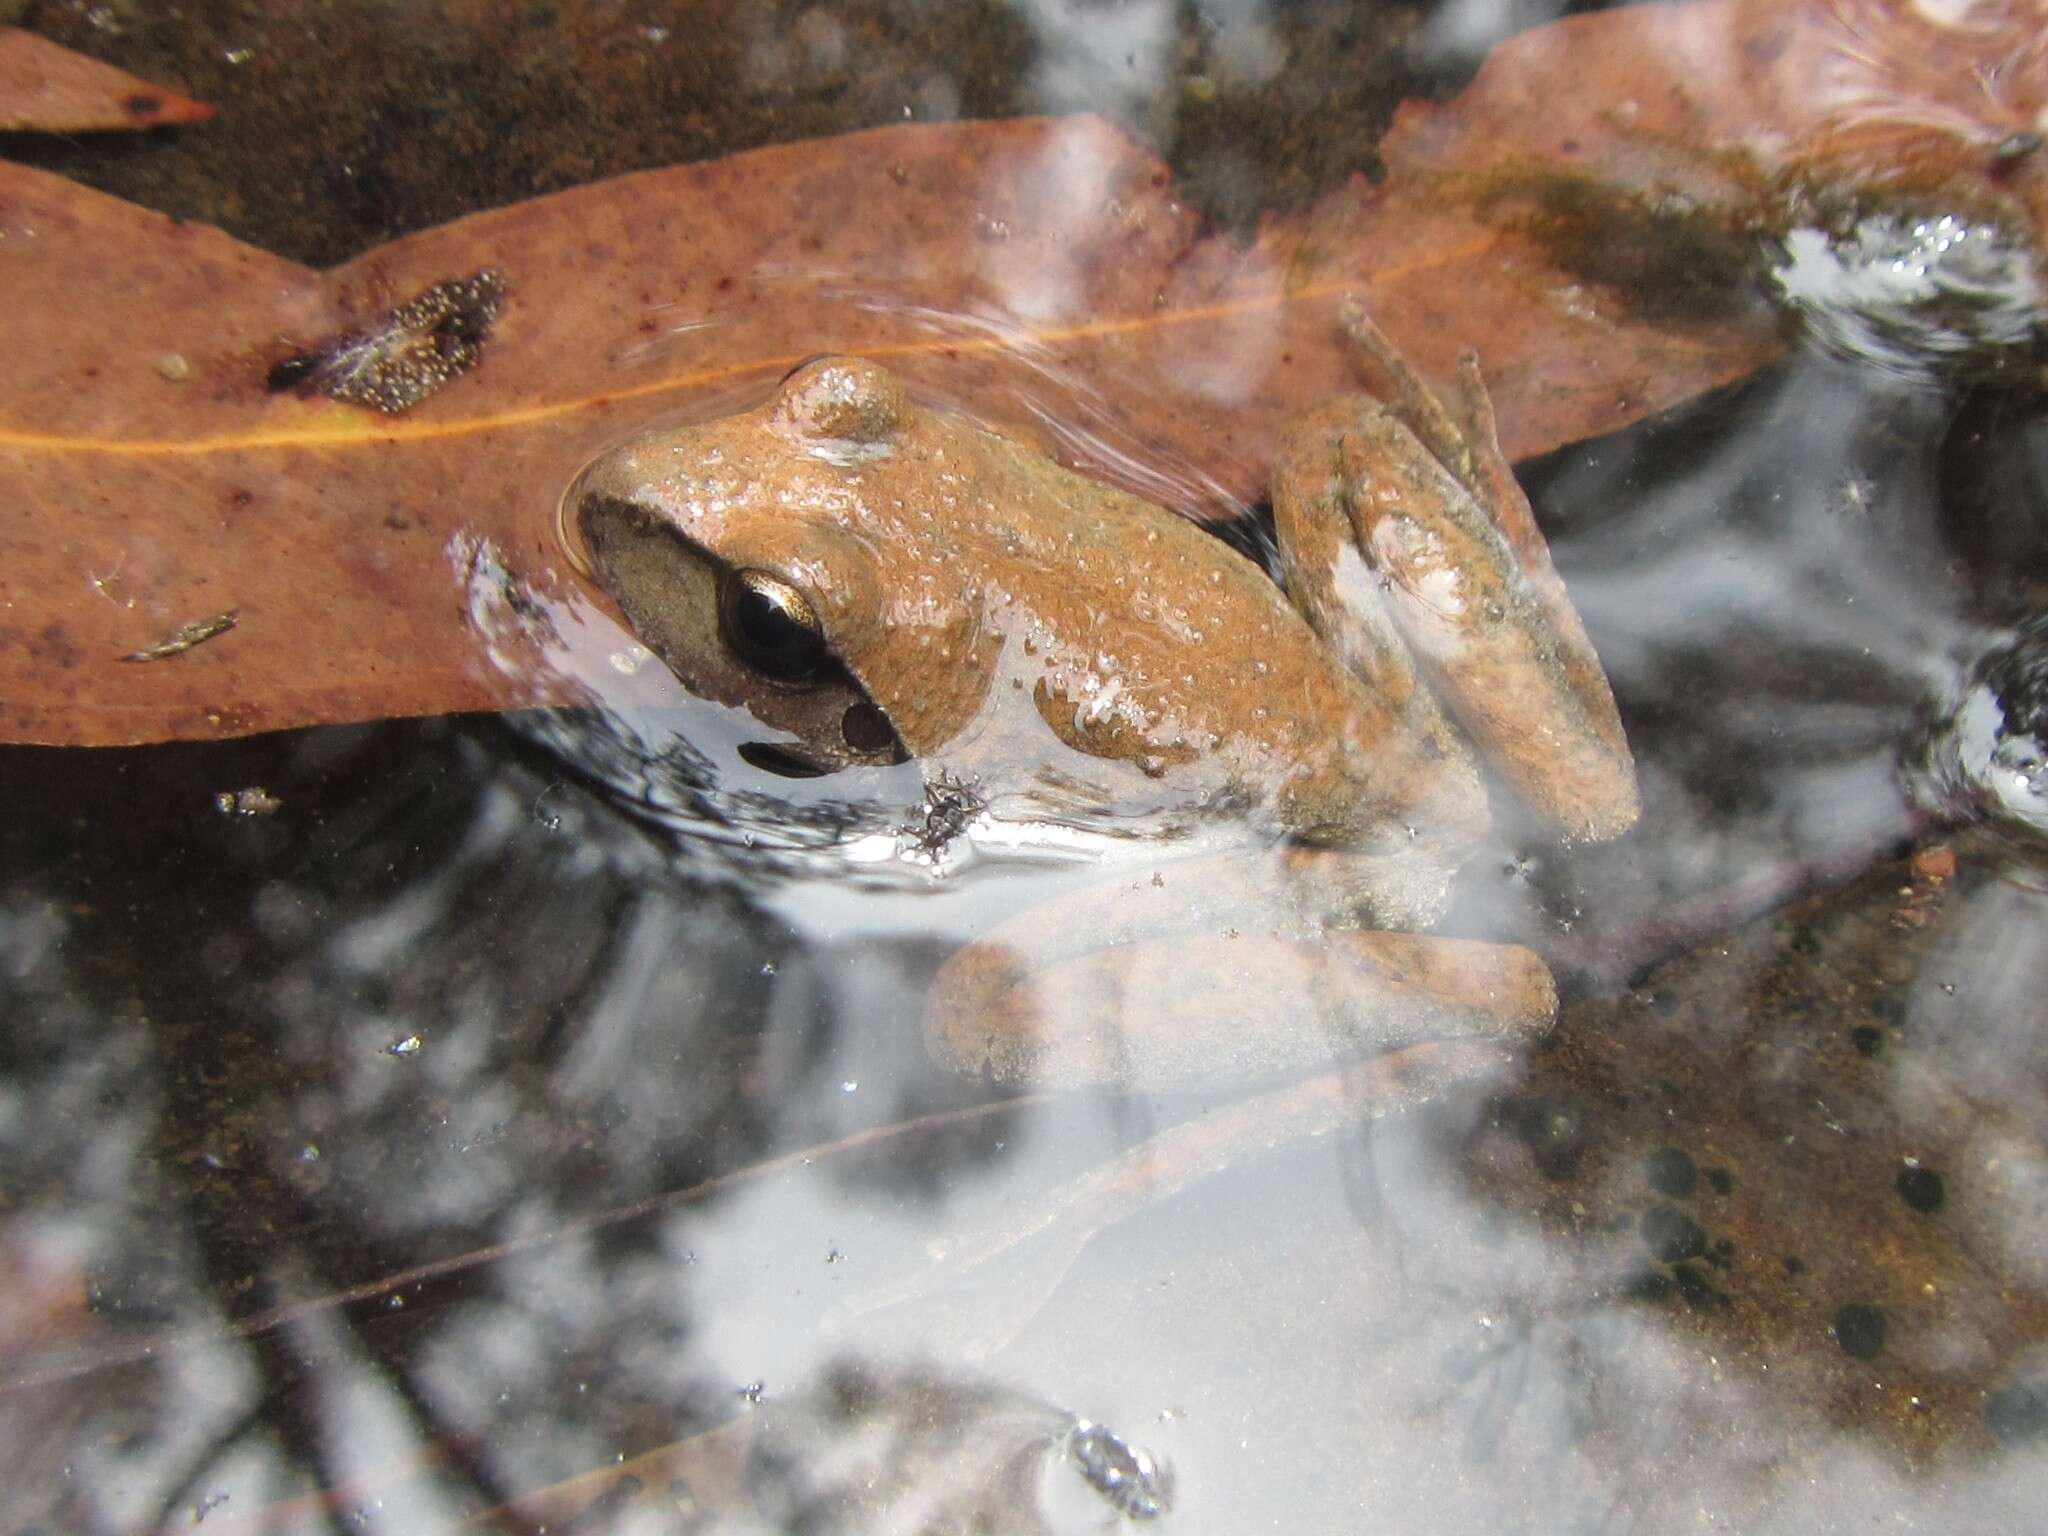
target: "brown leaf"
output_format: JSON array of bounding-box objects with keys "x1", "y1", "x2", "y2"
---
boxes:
[
  {"x1": 1383, "y1": 0, "x2": 2048, "y2": 248},
  {"x1": 0, "y1": 108, "x2": 1772, "y2": 749},
  {"x1": 0, "y1": 28, "x2": 214, "y2": 133},
  {"x1": 3, "y1": 0, "x2": 2036, "y2": 749}
]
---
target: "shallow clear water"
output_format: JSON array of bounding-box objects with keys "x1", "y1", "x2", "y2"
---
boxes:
[{"x1": 5, "y1": 3, "x2": 2048, "y2": 1533}]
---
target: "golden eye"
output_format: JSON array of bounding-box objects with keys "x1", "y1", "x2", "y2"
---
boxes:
[{"x1": 721, "y1": 568, "x2": 828, "y2": 681}]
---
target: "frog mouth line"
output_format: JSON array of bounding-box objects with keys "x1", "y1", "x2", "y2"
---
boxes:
[{"x1": 738, "y1": 741, "x2": 834, "y2": 778}]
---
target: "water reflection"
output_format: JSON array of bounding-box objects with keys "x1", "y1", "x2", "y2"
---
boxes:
[
  {"x1": 1520, "y1": 355, "x2": 1954, "y2": 982},
  {"x1": 6, "y1": 3, "x2": 2048, "y2": 1532}
]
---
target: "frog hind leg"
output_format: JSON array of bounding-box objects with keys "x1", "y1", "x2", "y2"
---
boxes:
[
  {"x1": 925, "y1": 840, "x2": 1555, "y2": 1095},
  {"x1": 926, "y1": 922, "x2": 1555, "y2": 1092},
  {"x1": 1329, "y1": 299, "x2": 1639, "y2": 842}
]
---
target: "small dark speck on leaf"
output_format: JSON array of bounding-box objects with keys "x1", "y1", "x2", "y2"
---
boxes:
[
  {"x1": 1640, "y1": 1204, "x2": 1707, "y2": 1264},
  {"x1": 1986, "y1": 1381, "x2": 2048, "y2": 1444},
  {"x1": 1850, "y1": 1025, "x2": 1885, "y2": 1057},
  {"x1": 1624, "y1": 1270, "x2": 1672, "y2": 1302},
  {"x1": 266, "y1": 353, "x2": 322, "y2": 392},
  {"x1": 1671, "y1": 1262, "x2": 1720, "y2": 1311},
  {"x1": 1645, "y1": 1146, "x2": 1698, "y2": 1199},
  {"x1": 1832, "y1": 1303, "x2": 1887, "y2": 1360},
  {"x1": 1896, "y1": 1165, "x2": 1945, "y2": 1213},
  {"x1": 1502, "y1": 1094, "x2": 1589, "y2": 1181}
]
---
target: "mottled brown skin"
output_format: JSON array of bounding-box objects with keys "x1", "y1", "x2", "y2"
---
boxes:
[{"x1": 571, "y1": 324, "x2": 1638, "y2": 1091}]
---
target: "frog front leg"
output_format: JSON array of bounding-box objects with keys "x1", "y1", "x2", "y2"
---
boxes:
[{"x1": 1272, "y1": 302, "x2": 1639, "y2": 841}]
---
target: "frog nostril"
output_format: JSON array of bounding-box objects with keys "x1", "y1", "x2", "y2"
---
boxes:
[{"x1": 841, "y1": 700, "x2": 898, "y2": 755}]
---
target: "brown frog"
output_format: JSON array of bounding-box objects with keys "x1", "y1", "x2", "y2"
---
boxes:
[{"x1": 567, "y1": 305, "x2": 1638, "y2": 1092}]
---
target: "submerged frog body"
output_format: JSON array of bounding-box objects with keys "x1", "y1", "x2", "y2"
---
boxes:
[{"x1": 569, "y1": 309, "x2": 1638, "y2": 1091}]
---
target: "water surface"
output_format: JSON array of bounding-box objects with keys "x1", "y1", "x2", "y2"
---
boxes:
[{"x1": 4, "y1": 3, "x2": 2047, "y2": 1532}]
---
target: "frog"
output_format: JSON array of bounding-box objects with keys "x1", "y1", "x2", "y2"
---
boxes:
[{"x1": 565, "y1": 303, "x2": 1638, "y2": 1094}]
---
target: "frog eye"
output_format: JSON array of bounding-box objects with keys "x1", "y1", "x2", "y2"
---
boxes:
[
  {"x1": 721, "y1": 568, "x2": 829, "y2": 682},
  {"x1": 773, "y1": 356, "x2": 905, "y2": 443}
]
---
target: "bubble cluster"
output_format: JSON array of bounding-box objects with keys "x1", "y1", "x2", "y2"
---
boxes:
[
  {"x1": 1767, "y1": 211, "x2": 2042, "y2": 378},
  {"x1": 1917, "y1": 614, "x2": 2048, "y2": 856}
]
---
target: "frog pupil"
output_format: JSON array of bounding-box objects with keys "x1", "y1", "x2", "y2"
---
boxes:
[{"x1": 724, "y1": 570, "x2": 825, "y2": 680}]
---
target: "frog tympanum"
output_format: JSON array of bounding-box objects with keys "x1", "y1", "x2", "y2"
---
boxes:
[{"x1": 567, "y1": 307, "x2": 1638, "y2": 1092}]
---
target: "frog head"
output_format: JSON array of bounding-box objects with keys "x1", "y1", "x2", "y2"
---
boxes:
[{"x1": 568, "y1": 356, "x2": 1001, "y2": 777}]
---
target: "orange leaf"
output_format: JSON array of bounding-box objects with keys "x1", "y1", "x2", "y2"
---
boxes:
[
  {"x1": 1385, "y1": 0, "x2": 2047, "y2": 251},
  {"x1": 0, "y1": 27, "x2": 213, "y2": 133},
  {"x1": 0, "y1": 109, "x2": 1775, "y2": 748}
]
